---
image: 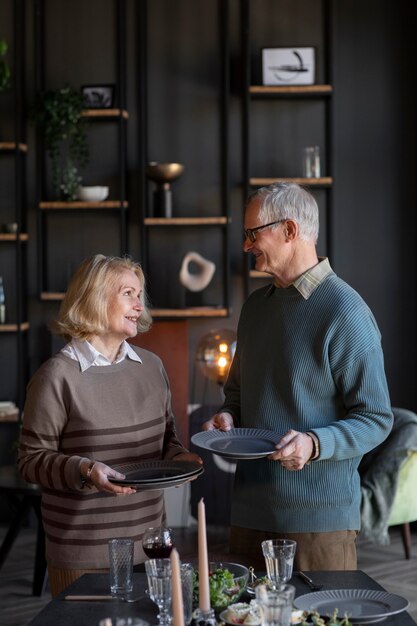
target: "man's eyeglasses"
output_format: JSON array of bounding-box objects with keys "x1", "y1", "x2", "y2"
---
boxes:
[{"x1": 243, "y1": 219, "x2": 286, "y2": 243}]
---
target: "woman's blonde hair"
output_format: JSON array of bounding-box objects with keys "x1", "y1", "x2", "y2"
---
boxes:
[{"x1": 52, "y1": 254, "x2": 152, "y2": 341}]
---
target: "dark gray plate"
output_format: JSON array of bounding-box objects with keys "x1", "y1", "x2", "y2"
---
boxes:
[
  {"x1": 294, "y1": 589, "x2": 409, "y2": 624},
  {"x1": 191, "y1": 428, "x2": 280, "y2": 459}
]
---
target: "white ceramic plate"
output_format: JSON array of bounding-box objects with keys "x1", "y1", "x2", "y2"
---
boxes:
[
  {"x1": 219, "y1": 608, "x2": 303, "y2": 626},
  {"x1": 191, "y1": 428, "x2": 280, "y2": 459},
  {"x1": 109, "y1": 460, "x2": 203, "y2": 489},
  {"x1": 294, "y1": 589, "x2": 409, "y2": 624},
  {"x1": 219, "y1": 608, "x2": 260, "y2": 626}
]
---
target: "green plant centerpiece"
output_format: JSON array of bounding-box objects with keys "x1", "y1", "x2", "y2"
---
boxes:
[
  {"x1": 32, "y1": 85, "x2": 89, "y2": 200},
  {"x1": 0, "y1": 39, "x2": 11, "y2": 92}
]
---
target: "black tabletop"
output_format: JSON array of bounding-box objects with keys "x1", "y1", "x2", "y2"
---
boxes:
[{"x1": 27, "y1": 570, "x2": 416, "y2": 626}]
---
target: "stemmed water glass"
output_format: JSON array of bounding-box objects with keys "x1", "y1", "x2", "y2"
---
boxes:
[
  {"x1": 261, "y1": 539, "x2": 297, "y2": 588},
  {"x1": 142, "y1": 526, "x2": 174, "y2": 559},
  {"x1": 145, "y1": 558, "x2": 172, "y2": 626}
]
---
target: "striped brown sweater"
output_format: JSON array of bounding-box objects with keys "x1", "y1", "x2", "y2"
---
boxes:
[{"x1": 18, "y1": 346, "x2": 187, "y2": 569}]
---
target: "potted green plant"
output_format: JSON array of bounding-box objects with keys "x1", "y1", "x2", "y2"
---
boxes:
[
  {"x1": 0, "y1": 39, "x2": 11, "y2": 92},
  {"x1": 32, "y1": 85, "x2": 89, "y2": 200}
]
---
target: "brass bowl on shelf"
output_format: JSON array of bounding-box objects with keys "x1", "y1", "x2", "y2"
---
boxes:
[{"x1": 145, "y1": 162, "x2": 184, "y2": 185}]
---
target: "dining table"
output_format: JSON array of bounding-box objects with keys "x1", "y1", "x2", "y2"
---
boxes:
[{"x1": 26, "y1": 569, "x2": 416, "y2": 626}]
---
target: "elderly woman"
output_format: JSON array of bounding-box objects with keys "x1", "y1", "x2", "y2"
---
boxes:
[{"x1": 18, "y1": 254, "x2": 201, "y2": 597}]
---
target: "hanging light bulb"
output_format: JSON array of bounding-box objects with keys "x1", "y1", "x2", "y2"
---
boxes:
[{"x1": 196, "y1": 328, "x2": 237, "y2": 385}]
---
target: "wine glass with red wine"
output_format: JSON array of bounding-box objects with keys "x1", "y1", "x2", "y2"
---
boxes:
[{"x1": 142, "y1": 527, "x2": 174, "y2": 559}]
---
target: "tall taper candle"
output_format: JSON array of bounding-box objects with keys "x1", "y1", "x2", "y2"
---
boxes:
[
  {"x1": 198, "y1": 497, "x2": 210, "y2": 611},
  {"x1": 170, "y1": 548, "x2": 185, "y2": 626}
]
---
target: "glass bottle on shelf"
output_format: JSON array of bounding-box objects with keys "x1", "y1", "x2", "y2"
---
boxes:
[
  {"x1": 0, "y1": 276, "x2": 5, "y2": 324},
  {"x1": 303, "y1": 146, "x2": 321, "y2": 178}
]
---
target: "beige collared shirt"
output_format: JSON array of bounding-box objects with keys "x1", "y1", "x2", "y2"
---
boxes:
[
  {"x1": 292, "y1": 257, "x2": 333, "y2": 299},
  {"x1": 266, "y1": 257, "x2": 333, "y2": 300}
]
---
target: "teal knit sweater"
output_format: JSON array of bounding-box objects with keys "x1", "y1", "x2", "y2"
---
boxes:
[{"x1": 221, "y1": 271, "x2": 393, "y2": 533}]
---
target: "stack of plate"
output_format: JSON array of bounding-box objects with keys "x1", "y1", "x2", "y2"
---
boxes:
[{"x1": 109, "y1": 460, "x2": 203, "y2": 490}]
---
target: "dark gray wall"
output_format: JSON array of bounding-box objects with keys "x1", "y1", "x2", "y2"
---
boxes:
[
  {"x1": 0, "y1": 0, "x2": 416, "y2": 411},
  {"x1": 331, "y1": 0, "x2": 417, "y2": 407}
]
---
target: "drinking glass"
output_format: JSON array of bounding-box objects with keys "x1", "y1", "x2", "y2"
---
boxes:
[
  {"x1": 255, "y1": 584, "x2": 296, "y2": 626},
  {"x1": 142, "y1": 526, "x2": 174, "y2": 559},
  {"x1": 108, "y1": 538, "x2": 134, "y2": 598},
  {"x1": 261, "y1": 539, "x2": 297, "y2": 587},
  {"x1": 181, "y1": 562, "x2": 194, "y2": 625},
  {"x1": 145, "y1": 558, "x2": 172, "y2": 626},
  {"x1": 302, "y1": 146, "x2": 321, "y2": 178}
]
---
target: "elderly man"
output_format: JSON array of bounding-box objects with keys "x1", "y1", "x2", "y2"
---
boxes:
[{"x1": 204, "y1": 182, "x2": 393, "y2": 571}]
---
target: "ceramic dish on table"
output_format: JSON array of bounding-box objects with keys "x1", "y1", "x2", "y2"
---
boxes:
[
  {"x1": 294, "y1": 589, "x2": 409, "y2": 624},
  {"x1": 191, "y1": 428, "x2": 281, "y2": 460},
  {"x1": 219, "y1": 608, "x2": 260, "y2": 626},
  {"x1": 219, "y1": 606, "x2": 305, "y2": 626}
]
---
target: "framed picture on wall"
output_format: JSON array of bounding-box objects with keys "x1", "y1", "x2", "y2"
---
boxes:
[
  {"x1": 81, "y1": 84, "x2": 115, "y2": 108},
  {"x1": 262, "y1": 47, "x2": 315, "y2": 86}
]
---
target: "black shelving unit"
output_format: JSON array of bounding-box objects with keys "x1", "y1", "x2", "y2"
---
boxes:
[
  {"x1": 34, "y1": 0, "x2": 129, "y2": 301},
  {"x1": 0, "y1": 0, "x2": 29, "y2": 414},
  {"x1": 241, "y1": 0, "x2": 334, "y2": 297},
  {"x1": 137, "y1": 0, "x2": 231, "y2": 319}
]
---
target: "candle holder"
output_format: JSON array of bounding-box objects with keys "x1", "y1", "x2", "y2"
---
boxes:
[{"x1": 193, "y1": 608, "x2": 217, "y2": 626}]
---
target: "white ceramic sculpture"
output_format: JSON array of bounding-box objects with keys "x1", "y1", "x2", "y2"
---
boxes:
[{"x1": 179, "y1": 251, "x2": 215, "y2": 292}]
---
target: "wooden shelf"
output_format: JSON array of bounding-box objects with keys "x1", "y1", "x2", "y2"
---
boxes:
[
  {"x1": 82, "y1": 108, "x2": 129, "y2": 120},
  {"x1": 250, "y1": 270, "x2": 271, "y2": 279},
  {"x1": 39, "y1": 200, "x2": 128, "y2": 210},
  {"x1": 151, "y1": 307, "x2": 229, "y2": 318},
  {"x1": 40, "y1": 296, "x2": 229, "y2": 318},
  {"x1": 0, "y1": 322, "x2": 30, "y2": 332},
  {"x1": 249, "y1": 85, "x2": 333, "y2": 96},
  {"x1": 0, "y1": 141, "x2": 28, "y2": 152},
  {"x1": 40, "y1": 292, "x2": 65, "y2": 301},
  {"x1": 0, "y1": 233, "x2": 29, "y2": 241},
  {"x1": 144, "y1": 217, "x2": 229, "y2": 226},
  {"x1": 250, "y1": 177, "x2": 333, "y2": 187},
  {"x1": 0, "y1": 411, "x2": 19, "y2": 422}
]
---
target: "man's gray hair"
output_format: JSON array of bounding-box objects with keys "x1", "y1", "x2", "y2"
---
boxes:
[{"x1": 247, "y1": 182, "x2": 319, "y2": 243}]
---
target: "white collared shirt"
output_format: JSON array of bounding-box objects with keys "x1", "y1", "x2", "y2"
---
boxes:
[{"x1": 61, "y1": 338, "x2": 142, "y2": 372}]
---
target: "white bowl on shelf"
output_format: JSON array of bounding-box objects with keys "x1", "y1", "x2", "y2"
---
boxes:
[{"x1": 76, "y1": 186, "x2": 109, "y2": 202}]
